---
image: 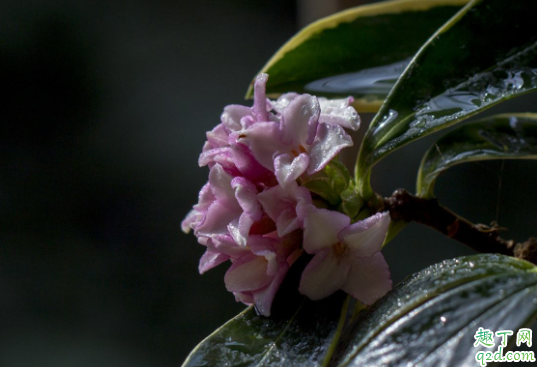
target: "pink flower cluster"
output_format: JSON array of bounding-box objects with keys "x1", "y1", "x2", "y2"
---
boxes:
[{"x1": 182, "y1": 74, "x2": 392, "y2": 316}]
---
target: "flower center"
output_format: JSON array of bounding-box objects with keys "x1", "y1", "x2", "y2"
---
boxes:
[
  {"x1": 333, "y1": 242, "x2": 348, "y2": 257},
  {"x1": 291, "y1": 145, "x2": 307, "y2": 157}
]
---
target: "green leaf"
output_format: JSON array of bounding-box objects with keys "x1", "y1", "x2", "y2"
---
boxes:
[
  {"x1": 182, "y1": 257, "x2": 350, "y2": 367},
  {"x1": 303, "y1": 178, "x2": 342, "y2": 205},
  {"x1": 303, "y1": 161, "x2": 351, "y2": 206},
  {"x1": 417, "y1": 113, "x2": 537, "y2": 198},
  {"x1": 183, "y1": 296, "x2": 349, "y2": 367},
  {"x1": 357, "y1": 0, "x2": 537, "y2": 199},
  {"x1": 332, "y1": 254, "x2": 537, "y2": 367},
  {"x1": 340, "y1": 186, "x2": 363, "y2": 219},
  {"x1": 324, "y1": 161, "x2": 351, "y2": 195},
  {"x1": 246, "y1": 0, "x2": 468, "y2": 112}
]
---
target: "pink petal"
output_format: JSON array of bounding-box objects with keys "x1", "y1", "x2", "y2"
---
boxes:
[
  {"x1": 339, "y1": 211, "x2": 390, "y2": 257},
  {"x1": 206, "y1": 235, "x2": 248, "y2": 259},
  {"x1": 253, "y1": 73, "x2": 269, "y2": 122},
  {"x1": 299, "y1": 249, "x2": 350, "y2": 300},
  {"x1": 202, "y1": 141, "x2": 211, "y2": 153},
  {"x1": 286, "y1": 248, "x2": 303, "y2": 267},
  {"x1": 342, "y1": 252, "x2": 392, "y2": 305},
  {"x1": 224, "y1": 254, "x2": 272, "y2": 292},
  {"x1": 253, "y1": 264, "x2": 289, "y2": 316},
  {"x1": 257, "y1": 182, "x2": 312, "y2": 236},
  {"x1": 208, "y1": 164, "x2": 240, "y2": 210},
  {"x1": 318, "y1": 97, "x2": 361, "y2": 131},
  {"x1": 196, "y1": 201, "x2": 239, "y2": 237},
  {"x1": 257, "y1": 181, "x2": 311, "y2": 219},
  {"x1": 274, "y1": 208, "x2": 302, "y2": 237},
  {"x1": 240, "y1": 115, "x2": 257, "y2": 129},
  {"x1": 210, "y1": 153, "x2": 241, "y2": 177},
  {"x1": 248, "y1": 215, "x2": 277, "y2": 236},
  {"x1": 274, "y1": 153, "x2": 310, "y2": 188},
  {"x1": 303, "y1": 208, "x2": 350, "y2": 254},
  {"x1": 269, "y1": 93, "x2": 299, "y2": 114},
  {"x1": 197, "y1": 236, "x2": 209, "y2": 246},
  {"x1": 248, "y1": 235, "x2": 277, "y2": 257},
  {"x1": 295, "y1": 185, "x2": 313, "y2": 204},
  {"x1": 181, "y1": 209, "x2": 201, "y2": 233},
  {"x1": 247, "y1": 235, "x2": 281, "y2": 277},
  {"x1": 307, "y1": 123, "x2": 353, "y2": 175},
  {"x1": 206, "y1": 123, "x2": 230, "y2": 148},
  {"x1": 198, "y1": 147, "x2": 231, "y2": 167},
  {"x1": 234, "y1": 291, "x2": 254, "y2": 305},
  {"x1": 231, "y1": 177, "x2": 262, "y2": 221},
  {"x1": 245, "y1": 235, "x2": 293, "y2": 279},
  {"x1": 235, "y1": 121, "x2": 283, "y2": 171},
  {"x1": 184, "y1": 181, "x2": 214, "y2": 233},
  {"x1": 270, "y1": 230, "x2": 302, "y2": 261},
  {"x1": 196, "y1": 182, "x2": 215, "y2": 209},
  {"x1": 280, "y1": 94, "x2": 320, "y2": 146},
  {"x1": 221, "y1": 105, "x2": 252, "y2": 131},
  {"x1": 199, "y1": 250, "x2": 229, "y2": 274},
  {"x1": 256, "y1": 184, "x2": 291, "y2": 222},
  {"x1": 295, "y1": 194, "x2": 313, "y2": 222},
  {"x1": 228, "y1": 214, "x2": 254, "y2": 248},
  {"x1": 230, "y1": 144, "x2": 275, "y2": 185}
]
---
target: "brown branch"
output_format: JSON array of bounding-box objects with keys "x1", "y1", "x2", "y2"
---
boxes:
[{"x1": 382, "y1": 189, "x2": 537, "y2": 264}]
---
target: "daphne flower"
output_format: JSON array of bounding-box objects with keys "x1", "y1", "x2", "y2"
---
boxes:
[
  {"x1": 299, "y1": 208, "x2": 392, "y2": 304},
  {"x1": 199, "y1": 73, "x2": 359, "y2": 189},
  {"x1": 198, "y1": 75, "x2": 276, "y2": 186},
  {"x1": 317, "y1": 97, "x2": 361, "y2": 130},
  {"x1": 257, "y1": 181, "x2": 311, "y2": 237},
  {"x1": 182, "y1": 72, "x2": 369, "y2": 315},
  {"x1": 197, "y1": 234, "x2": 250, "y2": 274},
  {"x1": 236, "y1": 87, "x2": 355, "y2": 188},
  {"x1": 181, "y1": 182, "x2": 215, "y2": 234},
  {"x1": 271, "y1": 94, "x2": 360, "y2": 131},
  {"x1": 193, "y1": 164, "x2": 262, "y2": 247},
  {"x1": 224, "y1": 233, "x2": 301, "y2": 316}
]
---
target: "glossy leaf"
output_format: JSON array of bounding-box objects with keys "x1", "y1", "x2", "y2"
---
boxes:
[
  {"x1": 246, "y1": 0, "x2": 468, "y2": 112},
  {"x1": 332, "y1": 254, "x2": 537, "y2": 367},
  {"x1": 182, "y1": 257, "x2": 350, "y2": 367},
  {"x1": 303, "y1": 178, "x2": 342, "y2": 205},
  {"x1": 357, "y1": 0, "x2": 537, "y2": 199},
  {"x1": 303, "y1": 161, "x2": 352, "y2": 206},
  {"x1": 417, "y1": 114, "x2": 537, "y2": 198},
  {"x1": 340, "y1": 185, "x2": 362, "y2": 219},
  {"x1": 324, "y1": 161, "x2": 351, "y2": 195}
]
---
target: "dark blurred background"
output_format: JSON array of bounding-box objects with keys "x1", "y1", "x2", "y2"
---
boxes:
[{"x1": 1, "y1": 0, "x2": 536, "y2": 366}]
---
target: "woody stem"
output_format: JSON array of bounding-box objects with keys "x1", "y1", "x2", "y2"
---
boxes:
[{"x1": 382, "y1": 189, "x2": 537, "y2": 265}]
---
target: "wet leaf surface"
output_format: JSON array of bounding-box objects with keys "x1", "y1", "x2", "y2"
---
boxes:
[
  {"x1": 247, "y1": 0, "x2": 467, "y2": 112},
  {"x1": 182, "y1": 257, "x2": 348, "y2": 367},
  {"x1": 417, "y1": 114, "x2": 537, "y2": 198},
  {"x1": 358, "y1": 0, "x2": 537, "y2": 198},
  {"x1": 333, "y1": 254, "x2": 537, "y2": 367}
]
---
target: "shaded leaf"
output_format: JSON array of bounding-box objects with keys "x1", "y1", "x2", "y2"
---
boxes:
[
  {"x1": 304, "y1": 178, "x2": 342, "y2": 205},
  {"x1": 332, "y1": 254, "x2": 537, "y2": 367},
  {"x1": 357, "y1": 0, "x2": 537, "y2": 199},
  {"x1": 417, "y1": 114, "x2": 537, "y2": 198},
  {"x1": 247, "y1": 0, "x2": 467, "y2": 112},
  {"x1": 182, "y1": 256, "x2": 350, "y2": 367},
  {"x1": 340, "y1": 186, "x2": 362, "y2": 219},
  {"x1": 303, "y1": 161, "x2": 351, "y2": 206},
  {"x1": 324, "y1": 161, "x2": 351, "y2": 195}
]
